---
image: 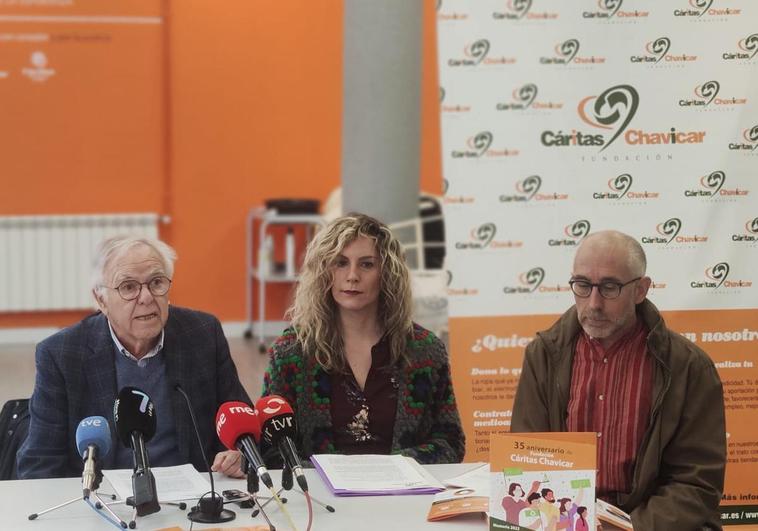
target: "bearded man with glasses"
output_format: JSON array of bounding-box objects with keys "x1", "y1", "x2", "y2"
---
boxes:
[
  {"x1": 18, "y1": 235, "x2": 250, "y2": 479},
  {"x1": 512, "y1": 230, "x2": 725, "y2": 530}
]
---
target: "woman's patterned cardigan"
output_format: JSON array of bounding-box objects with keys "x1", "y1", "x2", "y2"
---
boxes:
[{"x1": 260, "y1": 323, "x2": 466, "y2": 465}]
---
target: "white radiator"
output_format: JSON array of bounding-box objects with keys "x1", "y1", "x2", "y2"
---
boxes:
[{"x1": 0, "y1": 213, "x2": 160, "y2": 312}]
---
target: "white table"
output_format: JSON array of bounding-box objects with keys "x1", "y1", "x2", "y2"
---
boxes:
[{"x1": 1, "y1": 464, "x2": 488, "y2": 530}]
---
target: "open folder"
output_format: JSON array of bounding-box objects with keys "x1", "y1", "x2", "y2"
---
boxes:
[{"x1": 310, "y1": 454, "x2": 445, "y2": 496}]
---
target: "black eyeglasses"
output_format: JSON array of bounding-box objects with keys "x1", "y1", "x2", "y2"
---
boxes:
[
  {"x1": 106, "y1": 276, "x2": 172, "y2": 301},
  {"x1": 568, "y1": 277, "x2": 641, "y2": 299}
]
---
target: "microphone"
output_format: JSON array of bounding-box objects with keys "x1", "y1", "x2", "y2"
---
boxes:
[
  {"x1": 255, "y1": 395, "x2": 309, "y2": 492},
  {"x1": 113, "y1": 386, "x2": 160, "y2": 516},
  {"x1": 174, "y1": 383, "x2": 235, "y2": 524},
  {"x1": 216, "y1": 401, "x2": 273, "y2": 489},
  {"x1": 75, "y1": 416, "x2": 112, "y2": 499}
]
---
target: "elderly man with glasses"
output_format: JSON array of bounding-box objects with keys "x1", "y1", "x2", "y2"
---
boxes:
[
  {"x1": 18, "y1": 235, "x2": 250, "y2": 479},
  {"x1": 512, "y1": 230, "x2": 726, "y2": 530}
]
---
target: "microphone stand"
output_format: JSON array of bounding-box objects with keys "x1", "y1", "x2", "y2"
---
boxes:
[
  {"x1": 120, "y1": 430, "x2": 163, "y2": 528},
  {"x1": 97, "y1": 431, "x2": 187, "y2": 529},
  {"x1": 28, "y1": 458, "x2": 125, "y2": 528},
  {"x1": 236, "y1": 458, "x2": 277, "y2": 530},
  {"x1": 102, "y1": 494, "x2": 187, "y2": 529},
  {"x1": 173, "y1": 383, "x2": 235, "y2": 525},
  {"x1": 271, "y1": 464, "x2": 336, "y2": 514},
  {"x1": 120, "y1": 495, "x2": 187, "y2": 529}
]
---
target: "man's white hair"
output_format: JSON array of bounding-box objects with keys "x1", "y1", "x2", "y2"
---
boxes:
[{"x1": 91, "y1": 235, "x2": 177, "y2": 294}]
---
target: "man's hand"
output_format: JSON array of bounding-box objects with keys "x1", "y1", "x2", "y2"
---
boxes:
[{"x1": 211, "y1": 450, "x2": 245, "y2": 478}]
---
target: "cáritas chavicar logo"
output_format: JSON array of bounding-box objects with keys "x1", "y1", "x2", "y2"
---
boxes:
[
  {"x1": 448, "y1": 39, "x2": 516, "y2": 67},
  {"x1": 723, "y1": 33, "x2": 758, "y2": 61},
  {"x1": 583, "y1": 0, "x2": 649, "y2": 19},
  {"x1": 503, "y1": 267, "x2": 571, "y2": 295},
  {"x1": 692, "y1": 262, "x2": 753, "y2": 289},
  {"x1": 541, "y1": 84, "x2": 638, "y2": 151},
  {"x1": 493, "y1": 0, "x2": 559, "y2": 20},
  {"x1": 679, "y1": 80, "x2": 747, "y2": 108},
  {"x1": 684, "y1": 170, "x2": 749, "y2": 198},
  {"x1": 455, "y1": 223, "x2": 524, "y2": 250},
  {"x1": 640, "y1": 218, "x2": 708, "y2": 245},
  {"x1": 548, "y1": 219, "x2": 591, "y2": 246},
  {"x1": 496, "y1": 83, "x2": 564, "y2": 111},
  {"x1": 503, "y1": 267, "x2": 545, "y2": 294},
  {"x1": 451, "y1": 131, "x2": 520, "y2": 158},
  {"x1": 674, "y1": 0, "x2": 741, "y2": 18},
  {"x1": 591, "y1": 173, "x2": 662, "y2": 200}
]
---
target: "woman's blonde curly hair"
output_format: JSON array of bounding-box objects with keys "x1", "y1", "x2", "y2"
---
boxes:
[{"x1": 287, "y1": 212, "x2": 413, "y2": 372}]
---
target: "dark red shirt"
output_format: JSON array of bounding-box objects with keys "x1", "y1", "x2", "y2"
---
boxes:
[
  {"x1": 567, "y1": 320, "x2": 653, "y2": 498},
  {"x1": 330, "y1": 338, "x2": 398, "y2": 454}
]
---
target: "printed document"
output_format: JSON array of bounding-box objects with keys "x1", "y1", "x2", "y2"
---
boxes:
[
  {"x1": 103, "y1": 463, "x2": 211, "y2": 502},
  {"x1": 311, "y1": 454, "x2": 444, "y2": 495}
]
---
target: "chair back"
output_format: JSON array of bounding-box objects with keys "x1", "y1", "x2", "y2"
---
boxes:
[{"x1": 0, "y1": 398, "x2": 30, "y2": 480}]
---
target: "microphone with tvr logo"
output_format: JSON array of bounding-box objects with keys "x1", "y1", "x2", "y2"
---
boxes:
[
  {"x1": 113, "y1": 386, "x2": 160, "y2": 516},
  {"x1": 75, "y1": 416, "x2": 112, "y2": 499},
  {"x1": 216, "y1": 401, "x2": 273, "y2": 489},
  {"x1": 255, "y1": 395, "x2": 308, "y2": 492}
]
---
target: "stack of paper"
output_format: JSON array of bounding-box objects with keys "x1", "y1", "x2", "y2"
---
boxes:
[
  {"x1": 103, "y1": 463, "x2": 212, "y2": 502},
  {"x1": 310, "y1": 454, "x2": 445, "y2": 496},
  {"x1": 442, "y1": 462, "x2": 489, "y2": 490}
]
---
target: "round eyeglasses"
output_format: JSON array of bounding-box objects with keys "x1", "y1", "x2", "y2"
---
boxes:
[
  {"x1": 568, "y1": 277, "x2": 641, "y2": 299},
  {"x1": 106, "y1": 276, "x2": 172, "y2": 301}
]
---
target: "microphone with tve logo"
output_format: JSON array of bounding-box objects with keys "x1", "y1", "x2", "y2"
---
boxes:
[
  {"x1": 216, "y1": 401, "x2": 273, "y2": 489},
  {"x1": 255, "y1": 395, "x2": 308, "y2": 492},
  {"x1": 75, "y1": 416, "x2": 111, "y2": 499},
  {"x1": 113, "y1": 386, "x2": 160, "y2": 516},
  {"x1": 27, "y1": 416, "x2": 126, "y2": 528}
]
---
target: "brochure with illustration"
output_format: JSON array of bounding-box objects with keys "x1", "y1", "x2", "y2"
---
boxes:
[{"x1": 488, "y1": 432, "x2": 597, "y2": 531}]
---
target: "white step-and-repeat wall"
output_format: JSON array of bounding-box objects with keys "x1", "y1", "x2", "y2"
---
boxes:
[{"x1": 437, "y1": 0, "x2": 757, "y2": 524}]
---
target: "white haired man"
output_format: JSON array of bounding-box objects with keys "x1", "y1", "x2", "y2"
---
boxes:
[
  {"x1": 18, "y1": 235, "x2": 249, "y2": 479},
  {"x1": 512, "y1": 230, "x2": 726, "y2": 530}
]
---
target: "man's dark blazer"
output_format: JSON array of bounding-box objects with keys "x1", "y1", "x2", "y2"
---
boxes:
[{"x1": 16, "y1": 306, "x2": 251, "y2": 479}]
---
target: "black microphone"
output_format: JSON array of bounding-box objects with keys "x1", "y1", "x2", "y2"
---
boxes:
[
  {"x1": 174, "y1": 383, "x2": 235, "y2": 524},
  {"x1": 113, "y1": 386, "x2": 160, "y2": 516},
  {"x1": 255, "y1": 395, "x2": 309, "y2": 492}
]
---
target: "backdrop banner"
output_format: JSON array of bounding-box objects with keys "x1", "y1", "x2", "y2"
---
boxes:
[{"x1": 437, "y1": 0, "x2": 757, "y2": 526}]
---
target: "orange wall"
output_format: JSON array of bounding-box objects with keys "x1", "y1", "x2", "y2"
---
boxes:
[
  {"x1": 0, "y1": 1, "x2": 166, "y2": 328},
  {"x1": 166, "y1": 0, "x2": 345, "y2": 322},
  {"x1": 0, "y1": 0, "x2": 442, "y2": 328},
  {"x1": 420, "y1": 0, "x2": 443, "y2": 198}
]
